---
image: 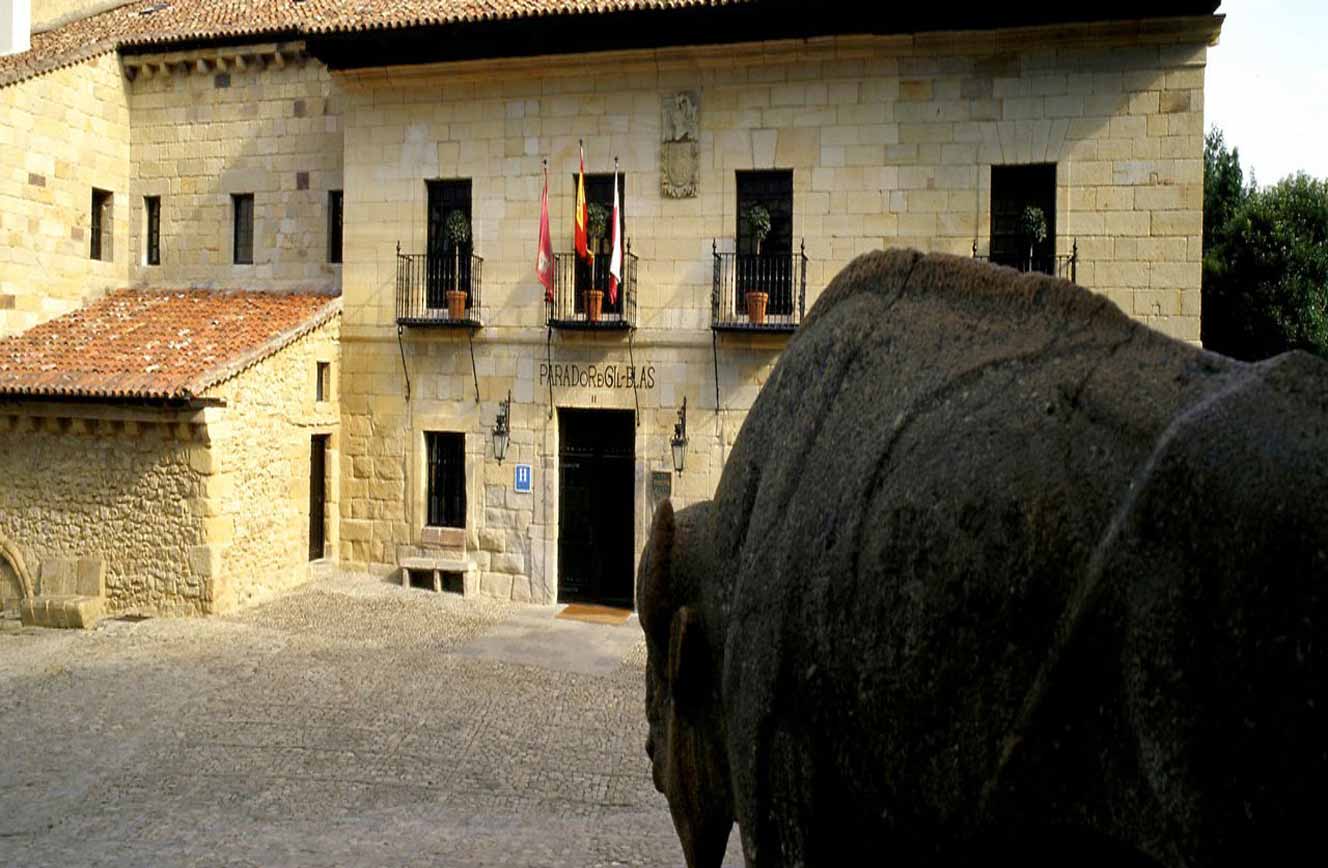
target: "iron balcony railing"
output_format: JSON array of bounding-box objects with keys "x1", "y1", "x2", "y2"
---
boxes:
[
  {"x1": 547, "y1": 247, "x2": 638, "y2": 330},
  {"x1": 712, "y1": 241, "x2": 808, "y2": 332},
  {"x1": 973, "y1": 239, "x2": 1078, "y2": 283},
  {"x1": 396, "y1": 245, "x2": 485, "y2": 327}
]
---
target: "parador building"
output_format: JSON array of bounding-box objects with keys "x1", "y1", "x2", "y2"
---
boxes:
[{"x1": 0, "y1": 0, "x2": 1223, "y2": 624}]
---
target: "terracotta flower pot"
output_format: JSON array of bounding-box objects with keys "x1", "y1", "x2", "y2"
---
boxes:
[
  {"x1": 745, "y1": 291, "x2": 769, "y2": 325},
  {"x1": 585, "y1": 289, "x2": 604, "y2": 323},
  {"x1": 446, "y1": 290, "x2": 467, "y2": 320}
]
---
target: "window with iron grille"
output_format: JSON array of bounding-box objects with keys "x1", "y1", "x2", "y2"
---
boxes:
[
  {"x1": 736, "y1": 170, "x2": 794, "y2": 315},
  {"x1": 327, "y1": 190, "x2": 343, "y2": 264},
  {"x1": 232, "y1": 193, "x2": 254, "y2": 264},
  {"x1": 90, "y1": 188, "x2": 113, "y2": 261},
  {"x1": 426, "y1": 432, "x2": 466, "y2": 529},
  {"x1": 425, "y1": 179, "x2": 472, "y2": 308},
  {"x1": 990, "y1": 164, "x2": 1057, "y2": 275},
  {"x1": 145, "y1": 196, "x2": 161, "y2": 266}
]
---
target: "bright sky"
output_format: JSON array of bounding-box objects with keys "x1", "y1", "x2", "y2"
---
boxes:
[{"x1": 1205, "y1": 0, "x2": 1328, "y2": 185}]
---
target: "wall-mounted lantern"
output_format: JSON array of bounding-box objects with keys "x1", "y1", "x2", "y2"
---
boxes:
[
  {"x1": 492, "y1": 390, "x2": 511, "y2": 464},
  {"x1": 670, "y1": 397, "x2": 688, "y2": 475}
]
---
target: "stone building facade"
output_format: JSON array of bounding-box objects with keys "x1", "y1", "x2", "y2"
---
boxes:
[
  {"x1": 0, "y1": 50, "x2": 130, "y2": 335},
  {"x1": 0, "y1": 290, "x2": 340, "y2": 622},
  {"x1": 334, "y1": 13, "x2": 1220, "y2": 606},
  {"x1": 0, "y1": 1, "x2": 1223, "y2": 616}
]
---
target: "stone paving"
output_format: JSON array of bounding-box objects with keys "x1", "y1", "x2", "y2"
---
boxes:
[{"x1": 0, "y1": 575, "x2": 743, "y2": 866}]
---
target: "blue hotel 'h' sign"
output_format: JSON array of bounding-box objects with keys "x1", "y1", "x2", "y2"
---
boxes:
[{"x1": 514, "y1": 464, "x2": 533, "y2": 494}]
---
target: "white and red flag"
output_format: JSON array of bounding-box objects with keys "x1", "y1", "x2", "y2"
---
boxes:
[
  {"x1": 608, "y1": 159, "x2": 622, "y2": 305},
  {"x1": 536, "y1": 161, "x2": 554, "y2": 302}
]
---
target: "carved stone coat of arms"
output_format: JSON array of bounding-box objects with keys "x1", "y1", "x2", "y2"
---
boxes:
[{"x1": 661, "y1": 91, "x2": 700, "y2": 199}]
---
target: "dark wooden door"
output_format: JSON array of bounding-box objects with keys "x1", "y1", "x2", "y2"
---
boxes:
[
  {"x1": 558, "y1": 409, "x2": 635, "y2": 608},
  {"x1": 309, "y1": 435, "x2": 328, "y2": 561}
]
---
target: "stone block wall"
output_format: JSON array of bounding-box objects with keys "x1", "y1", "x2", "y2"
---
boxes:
[
  {"x1": 127, "y1": 45, "x2": 343, "y2": 292},
  {"x1": 203, "y1": 314, "x2": 341, "y2": 612},
  {"x1": 336, "y1": 21, "x2": 1215, "y2": 604},
  {"x1": 0, "y1": 51, "x2": 130, "y2": 337},
  {"x1": 339, "y1": 331, "x2": 779, "y2": 601},
  {"x1": 31, "y1": 1, "x2": 104, "y2": 30},
  {"x1": 339, "y1": 22, "x2": 1212, "y2": 344},
  {"x1": 0, "y1": 408, "x2": 209, "y2": 614}
]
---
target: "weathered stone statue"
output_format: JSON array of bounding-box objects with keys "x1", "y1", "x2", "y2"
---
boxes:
[{"x1": 638, "y1": 250, "x2": 1326, "y2": 868}]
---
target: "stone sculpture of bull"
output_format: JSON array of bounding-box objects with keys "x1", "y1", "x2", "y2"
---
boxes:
[{"x1": 638, "y1": 250, "x2": 1325, "y2": 867}]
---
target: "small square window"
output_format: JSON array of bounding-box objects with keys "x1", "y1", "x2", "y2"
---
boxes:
[
  {"x1": 90, "y1": 188, "x2": 113, "y2": 261},
  {"x1": 327, "y1": 190, "x2": 343, "y2": 264},
  {"x1": 145, "y1": 196, "x2": 161, "y2": 266},
  {"x1": 425, "y1": 432, "x2": 466, "y2": 529},
  {"x1": 316, "y1": 361, "x2": 330, "y2": 402},
  {"x1": 232, "y1": 193, "x2": 254, "y2": 264}
]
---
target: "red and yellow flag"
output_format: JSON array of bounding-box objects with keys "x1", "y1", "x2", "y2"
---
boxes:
[{"x1": 574, "y1": 141, "x2": 591, "y2": 262}]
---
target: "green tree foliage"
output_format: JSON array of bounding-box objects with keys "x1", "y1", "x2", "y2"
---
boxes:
[
  {"x1": 1202, "y1": 129, "x2": 1328, "y2": 360},
  {"x1": 1202, "y1": 129, "x2": 1248, "y2": 255}
]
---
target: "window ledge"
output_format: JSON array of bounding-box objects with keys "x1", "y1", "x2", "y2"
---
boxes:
[{"x1": 420, "y1": 525, "x2": 466, "y2": 548}]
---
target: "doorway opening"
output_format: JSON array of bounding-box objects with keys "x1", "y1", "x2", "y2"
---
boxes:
[
  {"x1": 557, "y1": 408, "x2": 635, "y2": 608},
  {"x1": 309, "y1": 434, "x2": 329, "y2": 561}
]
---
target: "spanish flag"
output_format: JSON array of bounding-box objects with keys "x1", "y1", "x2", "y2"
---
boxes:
[{"x1": 575, "y1": 141, "x2": 591, "y2": 262}]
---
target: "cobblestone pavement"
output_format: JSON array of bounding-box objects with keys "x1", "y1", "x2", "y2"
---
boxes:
[{"x1": 0, "y1": 575, "x2": 743, "y2": 866}]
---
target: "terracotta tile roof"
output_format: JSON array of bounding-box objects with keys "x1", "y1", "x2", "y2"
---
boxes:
[
  {"x1": 0, "y1": 1, "x2": 746, "y2": 88},
  {"x1": 0, "y1": 289, "x2": 340, "y2": 403}
]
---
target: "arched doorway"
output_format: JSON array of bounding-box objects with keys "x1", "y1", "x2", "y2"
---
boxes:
[{"x1": 0, "y1": 536, "x2": 34, "y2": 613}]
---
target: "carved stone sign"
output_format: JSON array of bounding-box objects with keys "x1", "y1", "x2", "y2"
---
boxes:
[
  {"x1": 661, "y1": 91, "x2": 699, "y2": 199},
  {"x1": 539, "y1": 362, "x2": 657, "y2": 389}
]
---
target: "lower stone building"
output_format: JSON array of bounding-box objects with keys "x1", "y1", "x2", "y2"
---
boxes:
[{"x1": 0, "y1": 288, "x2": 340, "y2": 624}]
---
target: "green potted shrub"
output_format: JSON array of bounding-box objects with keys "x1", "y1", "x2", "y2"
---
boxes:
[
  {"x1": 742, "y1": 204, "x2": 772, "y2": 324},
  {"x1": 444, "y1": 209, "x2": 471, "y2": 320},
  {"x1": 585, "y1": 202, "x2": 610, "y2": 321},
  {"x1": 1020, "y1": 205, "x2": 1047, "y2": 273}
]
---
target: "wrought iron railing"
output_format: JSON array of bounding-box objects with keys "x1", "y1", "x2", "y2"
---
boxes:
[
  {"x1": 396, "y1": 245, "x2": 484, "y2": 326},
  {"x1": 712, "y1": 242, "x2": 807, "y2": 331},
  {"x1": 547, "y1": 247, "x2": 638, "y2": 330},
  {"x1": 973, "y1": 239, "x2": 1078, "y2": 283}
]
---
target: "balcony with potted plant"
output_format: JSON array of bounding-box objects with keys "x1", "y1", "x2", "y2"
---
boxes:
[
  {"x1": 395, "y1": 208, "x2": 484, "y2": 328},
  {"x1": 712, "y1": 204, "x2": 807, "y2": 334},
  {"x1": 547, "y1": 203, "x2": 638, "y2": 332}
]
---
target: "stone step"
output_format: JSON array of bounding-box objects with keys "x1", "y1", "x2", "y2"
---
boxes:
[{"x1": 19, "y1": 595, "x2": 103, "y2": 630}]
